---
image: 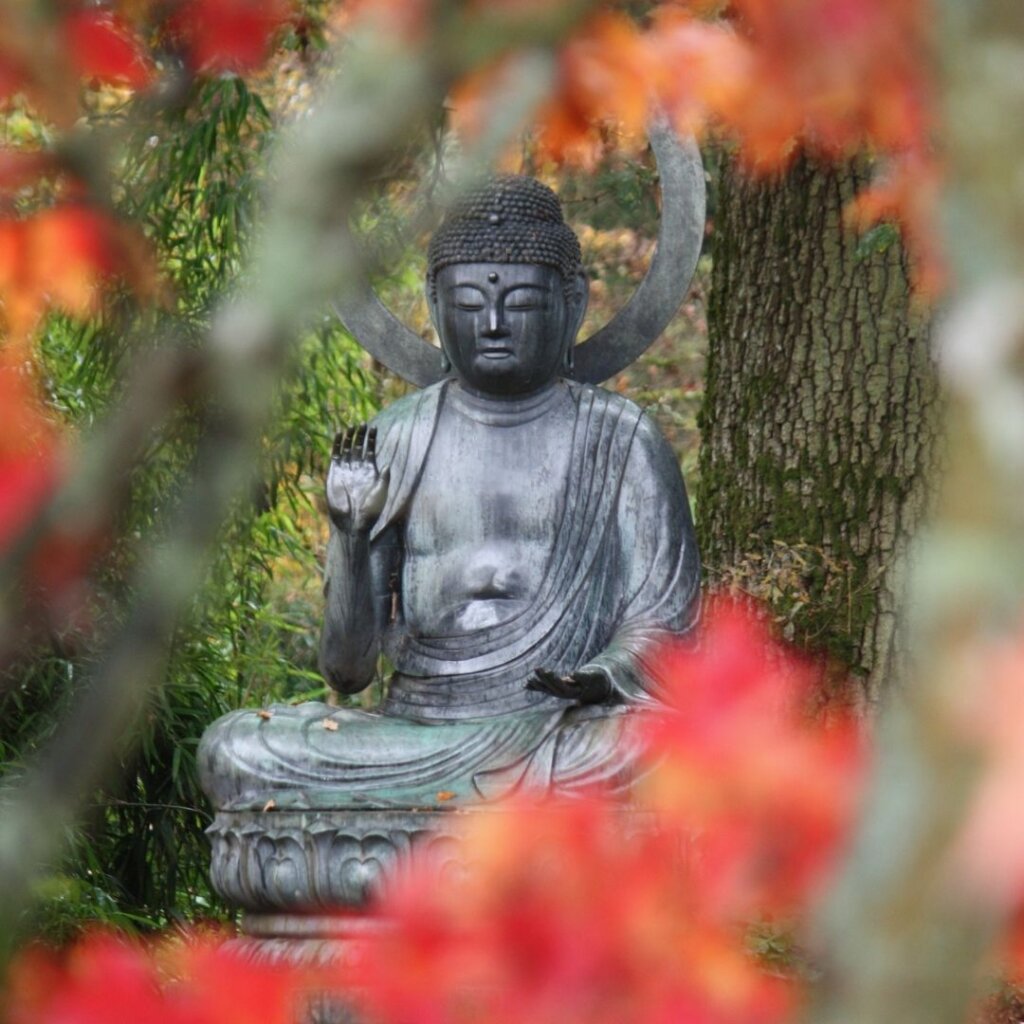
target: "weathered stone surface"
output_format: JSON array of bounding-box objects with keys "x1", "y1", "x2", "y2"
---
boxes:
[{"x1": 208, "y1": 809, "x2": 468, "y2": 912}]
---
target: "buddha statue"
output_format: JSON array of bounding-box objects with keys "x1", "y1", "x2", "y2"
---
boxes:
[{"x1": 198, "y1": 174, "x2": 700, "y2": 813}]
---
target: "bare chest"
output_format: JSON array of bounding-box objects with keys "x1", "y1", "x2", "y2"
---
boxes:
[
  {"x1": 401, "y1": 395, "x2": 575, "y2": 633},
  {"x1": 410, "y1": 425, "x2": 571, "y2": 546}
]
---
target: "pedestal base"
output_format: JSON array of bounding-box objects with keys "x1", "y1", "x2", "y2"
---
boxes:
[
  {"x1": 221, "y1": 912, "x2": 388, "y2": 1022},
  {"x1": 207, "y1": 804, "x2": 673, "y2": 1022},
  {"x1": 208, "y1": 808, "x2": 469, "y2": 913}
]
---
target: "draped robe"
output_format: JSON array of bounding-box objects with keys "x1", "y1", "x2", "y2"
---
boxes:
[{"x1": 199, "y1": 380, "x2": 700, "y2": 812}]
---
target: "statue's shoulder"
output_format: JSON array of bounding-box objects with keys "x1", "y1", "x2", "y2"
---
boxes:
[
  {"x1": 564, "y1": 380, "x2": 653, "y2": 436},
  {"x1": 369, "y1": 380, "x2": 446, "y2": 435},
  {"x1": 565, "y1": 379, "x2": 678, "y2": 471},
  {"x1": 366, "y1": 382, "x2": 447, "y2": 540}
]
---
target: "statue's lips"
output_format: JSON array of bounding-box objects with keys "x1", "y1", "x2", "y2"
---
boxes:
[{"x1": 476, "y1": 346, "x2": 513, "y2": 360}]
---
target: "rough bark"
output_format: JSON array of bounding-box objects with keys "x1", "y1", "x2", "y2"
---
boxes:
[{"x1": 698, "y1": 155, "x2": 940, "y2": 702}]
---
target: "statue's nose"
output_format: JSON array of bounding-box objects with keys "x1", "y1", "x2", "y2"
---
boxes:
[{"x1": 482, "y1": 304, "x2": 508, "y2": 338}]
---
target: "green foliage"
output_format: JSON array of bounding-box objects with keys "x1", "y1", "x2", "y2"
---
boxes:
[
  {"x1": 558, "y1": 155, "x2": 661, "y2": 235},
  {"x1": 854, "y1": 221, "x2": 901, "y2": 261},
  {"x1": 122, "y1": 77, "x2": 271, "y2": 316},
  {"x1": 0, "y1": 72, "x2": 379, "y2": 939}
]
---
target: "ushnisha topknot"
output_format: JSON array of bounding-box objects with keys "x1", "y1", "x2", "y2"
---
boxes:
[{"x1": 427, "y1": 175, "x2": 583, "y2": 292}]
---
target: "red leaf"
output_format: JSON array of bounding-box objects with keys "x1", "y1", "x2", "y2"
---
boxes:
[
  {"x1": 0, "y1": 58, "x2": 28, "y2": 104},
  {"x1": 170, "y1": 0, "x2": 290, "y2": 73},
  {"x1": 7, "y1": 935, "x2": 169, "y2": 1024},
  {"x1": 63, "y1": 11, "x2": 152, "y2": 88},
  {"x1": 0, "y1": 451, "x2": 57, "y2": 555},
  {"x1": 8, "y1": 933, "x2": 317, "y2": 1024},
  {"x1": 642, "y1": 601, "x2": 866, "y2": 916},
  {"x1": 0, "y1": 150, "x2": 54, "y2": 194},
  {"x1": 0, "y1": 356, "x2": 97, "y2": 599}
]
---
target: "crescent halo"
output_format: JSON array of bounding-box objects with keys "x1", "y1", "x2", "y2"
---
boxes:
[{"x1": 332, "y1": 116, "x2": 706, "y2": 387}]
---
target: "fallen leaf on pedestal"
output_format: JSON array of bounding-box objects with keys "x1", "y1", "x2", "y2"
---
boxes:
[
  {"x1": 322, "y1": 718, "x2": 339, "y2": 732},
  {"x1": 262, "y1": 799, "x2": 276, "y2": 812},
  {"x1": 257, "y1": 709, "x2": 273, "y2": 720},
  {"x1": 436, "y1": 791, "x2": 455, "y2": 802}
]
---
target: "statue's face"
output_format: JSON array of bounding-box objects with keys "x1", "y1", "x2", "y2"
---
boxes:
[{"x1": 432, "y1": 262, "x2": 583, "y2": 396}]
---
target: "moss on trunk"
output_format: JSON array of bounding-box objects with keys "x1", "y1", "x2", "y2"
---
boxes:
[{"x1": 698, "y1": 155, "x2": 940, "y2": 701}]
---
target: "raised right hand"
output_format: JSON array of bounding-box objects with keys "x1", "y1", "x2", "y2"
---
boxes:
[{"x1": 326, "y1": 425, "x2": 390, "y2": 534}]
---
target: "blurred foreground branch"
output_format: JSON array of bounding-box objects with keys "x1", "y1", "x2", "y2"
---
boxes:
[
  {"x1": 0, "y1": 3, "x2": 592, "y2": 963},
  {"x1": 810, "y1": 3, "x2": 1024, "y2": 1021}
]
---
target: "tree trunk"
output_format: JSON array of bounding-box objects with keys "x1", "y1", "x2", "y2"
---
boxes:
[{"x1": 698, "y1": 155, "x2": 940, "y2": 703}]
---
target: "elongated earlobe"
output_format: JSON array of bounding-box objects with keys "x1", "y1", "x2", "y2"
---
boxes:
[{"x1": 440, "y1": 350, "x2": 451, "y2": 374}]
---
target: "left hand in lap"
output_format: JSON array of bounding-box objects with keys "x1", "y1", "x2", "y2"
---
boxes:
[{"x1": 526, "y1": 666, "x2": 612, "y2": 705}]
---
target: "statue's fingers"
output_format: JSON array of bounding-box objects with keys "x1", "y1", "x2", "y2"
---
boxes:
[
  {"x1": 340, "y1": 427, "x2": 355, "y2": 460},
  {"x1": 367, "y1": 427, "x2": 377, "y2": 465},
  {"x1": 525, "y1": 670, "x2": 547, "y2": 692},
  {"x1": 331, "y1": 431, "x2": 343, "y2": 460},
  {"x1": 526, "y1": 668, "x2": 566, "y2": 696},
  {"x1": 360, "y1": 424, "x2": 371, "y2": 461}
]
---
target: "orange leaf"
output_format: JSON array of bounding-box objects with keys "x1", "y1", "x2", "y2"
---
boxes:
[
  {"x1": 0, "y1": 204, "x2": 161, "y2": 343},
  {"x1": 537, "y1": 13, "x2": 652, "y2": 167}
]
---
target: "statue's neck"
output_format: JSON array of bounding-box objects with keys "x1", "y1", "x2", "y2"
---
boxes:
[{"x1": 447, "y1": 379, "x2": 568, "y2": 427}]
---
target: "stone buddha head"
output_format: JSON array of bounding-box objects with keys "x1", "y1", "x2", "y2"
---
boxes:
[{"x1": 426, "y1": 176, "x2": 589, "y2": 397}]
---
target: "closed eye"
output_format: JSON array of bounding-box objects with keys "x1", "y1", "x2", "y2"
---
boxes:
[
  {"x1": 505, "y1": 288, "x2": 549, "y2": 311},
  {"x1": 451, "y1": 286, "x2": 485, "y2": 310}
]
